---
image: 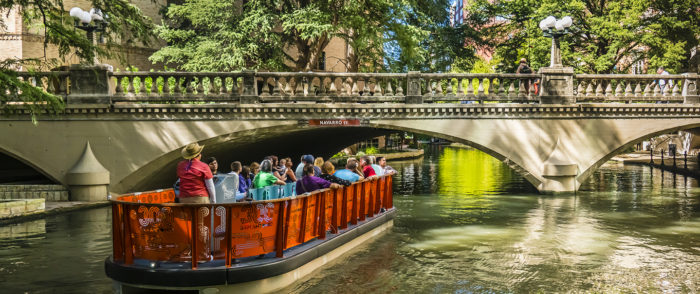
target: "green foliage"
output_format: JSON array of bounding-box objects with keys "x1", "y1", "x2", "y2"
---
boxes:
[
  {"x1": 363, "y1": 146, "x2": 379, "y2": 155},
  {"x1": 1, "y1": 0, "x2": 155, "y2": 121},
  {"x1": 467, "y1": 0, "x2": 700, "y2": 73}
]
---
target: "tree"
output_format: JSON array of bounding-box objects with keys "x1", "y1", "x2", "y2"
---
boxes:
[
  {"x1": 0, "y1": 0, "x2": 155, "y2": 120},
  {"x1": 466, "y1": 0, "x2": 700, "y2": 74},
  {"x1": 151, "y1": 0, "x2": 473, "y2": 73}
]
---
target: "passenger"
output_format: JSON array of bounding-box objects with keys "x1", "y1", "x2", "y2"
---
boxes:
[
  {"x1": 176, "y1": 143, "x2": 216, "y2": 204},
  {"x1": 204, "y1": 157, "x2": 218, "y2": 175},
  {"x1": 334, "y1": 159, "x2": 364, "y2": 183},
  {"x1": 284, "y1": 158, "x2": 297, "y2": 183},
  {"x1": 360, "y1": 156, "x2": 376, "y2": 178},
  {"x1": 268, "y1": 155, "x2": 286, "y2": 181},
  {"x1": 320, "y1": 161, "x2": 351, "y2": 186},
  {"x1": 229, "y1": 161, "x2": 248, "y2": 198},
  {"x1": 369, "y1": 155, "x2": 384, "y2": 176},
  {"x1": 296, "y1": 164, "x2": 340, "y2": 194},
  {"x1": 295, "y1": 154, "x2": 313, "y2": 179},
  {"x1": 377, "y1": 156, "x2": 396, "y2": 174},
  {"x1": 253, "y1": 159, "x2": 286, "y2": 189},
  {"x1": 240, "y1": 166, "x2": 253, "y2": 193},
  {"x1": 249, "y1": 162, "x2": 260, "y2": 177},
  {"x1": 277, "y1": 158, "x2": 288, "y2": 177},
  {"x1": 295, "y1": 154, "x2": 321, "y2": 179},
  {"x1": 314, "y1": 157, "x2": 324, "y2": 169}
]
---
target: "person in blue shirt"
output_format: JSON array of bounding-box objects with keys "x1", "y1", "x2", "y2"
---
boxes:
[{"x1": 333, "y1": 159, "x2": 364, "y2": 183}]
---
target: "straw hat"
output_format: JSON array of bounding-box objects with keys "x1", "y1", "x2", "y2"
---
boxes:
[{"x1": 181, "y1": 142, "x2": 204, "y2": 159}]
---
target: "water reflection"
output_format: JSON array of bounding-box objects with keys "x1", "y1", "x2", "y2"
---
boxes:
[
  {"x1": 0, "y1": 146, "x2": 698, "y2": 293},
  {"x1": 290, "y1": 147, "x2": 700, "y2": 293}
]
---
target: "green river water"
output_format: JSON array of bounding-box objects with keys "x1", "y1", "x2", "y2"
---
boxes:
[{"x1": 1, "y1": 146, "x2": 698, "y2": 293}]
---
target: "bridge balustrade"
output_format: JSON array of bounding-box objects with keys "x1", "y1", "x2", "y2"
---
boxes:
[
  {"x1": 420, "y1": 73, "x2": 540, "y2": 103},
  {"x1": 6, "y1": 69, "x2": 699, "y2": 105},
  {"x1": 110, "y1": 174, "x2": 393, "y2": 269},
  {"x1": 575, "y1": 74, "x2": 689, "y2": 103}
]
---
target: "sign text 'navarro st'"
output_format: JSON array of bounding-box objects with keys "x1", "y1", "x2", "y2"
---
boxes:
[{"x1": 308, "y1": 119, "x2": 361, "y2": 126}]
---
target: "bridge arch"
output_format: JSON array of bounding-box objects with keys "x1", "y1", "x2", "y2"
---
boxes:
[
  {"x1": 0, "y1": 146, "x2": 62, "y2": 185},
  {"x1": 119, "y1": 123, "x2": 540, "y2": 193},
  {"x1": 577, "y1": 122, "x2": 700, "y2": 186}
]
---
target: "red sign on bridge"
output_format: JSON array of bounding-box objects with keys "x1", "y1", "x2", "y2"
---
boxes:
[{"x1": 308, "y1": 119, "x2": 361, "y2": 126}]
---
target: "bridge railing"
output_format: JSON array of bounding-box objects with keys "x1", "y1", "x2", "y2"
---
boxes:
[
  {"x1": 3, "y1": 71, "x2": 70, "y2": 100},
  {"x1": 110, "y1": 174, "x2": 393, "y2": 269},
  {"x1": 574, "y1": 74, "x2": 690, "y2": 103},
  {"x1": 7, "y1": 67, "x2": 699, "y2": 105},
  {"x1": 419, "y1": 73, "x2": 540, "y2": 103}
]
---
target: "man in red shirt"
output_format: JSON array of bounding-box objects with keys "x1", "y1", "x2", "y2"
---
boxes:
[
  {"x1": 177, "y1": 143, "x2": 216, "y2": 203},
  {"x1": 360, "y1": 156, "x2": 376, "y2": 178}
]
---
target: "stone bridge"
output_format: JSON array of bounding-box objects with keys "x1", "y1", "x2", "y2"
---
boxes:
[{"x1": 1, "y1": 66, "x2": 699, "y2": 200}]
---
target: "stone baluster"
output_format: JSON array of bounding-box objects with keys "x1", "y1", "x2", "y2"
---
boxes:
[
  {"x1": 373, "y1": 79, "x2": 382, "y2": 96},
  {"x1": 385, "y1": 79, "x2": 394, "y2": 96},
  {"x1": 162, "y1": 76, "x2": 171, "y2": 95},
  {"x1": 595, "y1": 81, "x2": 604, "y2": 97},
  {"x1": 149, "y1": 76, "x2": 158, "y2": 94},
  {"x1": 671, "y1": 81, "x2": 681, "y2": 97},
  {"x1": 328, "y1": 78, "x2": 337, "y2": 96},
  {"x1": 634, "y1": 82, "x2": 643, "y2": 97},
  {"x1": 260, "y1": 77, "x2": 270, "y2": 96},
  {"x1": 518, "y1": 78, "x2": 527, "y2": 98},
  {"x1": 173, "y1": 76, "x2": 183, "y2": 94},
  {"x1": 445, "y1": 78, "x2": 454, "y2": 97},
  {"x1": 362, "y1": 78, "x2": 371, "y2": 96},
  {"x1": 613, "y1": 81, "x2": 623, "y2": 98},
  {"x1": 604, "y1": 81, "x2": 612, "y2": 97},
  {"x1": 643, "y1": 82, "x2": 652, "y2": 97},
  {"x1": 185, "y1": 77, "x2": 194, "y2": 94},
  {"x1": 114, "y1": 77, "x2": 123, "y2": 95},
  {"x1": 436, "y1": 80, "x2": 443, "y2": 96},
  {"x1": 196, "y1": 77, "x2": 205, "y2": 94},
  {"x1": 624, "y1": 81, "x2": 633, "y2": 97},
  {"x1": 585, "y1": 82, "x2": 593, "y2": 97},
  {"x1": 495, "y1": 78, "x2": 504, "y2": 98},
  {"x1": 652, "y1": 83, "x2": 661, "y2": 97},
  {"x1": 125, "y1": 76, "x2": 135, "y2": 95},
  {"x1": 466, "y1": 78, "x2": 474, "y2": 98},
  {"x1": 477, "y1": 78, "x2": 485, "y2": 98},
  {"x1": 351, "y1": 78, "x2": 359, "y2": 96},
  {"x1": 507, "y1": 80, "x2": 516, "y2": 99},
  {"x1": 218, "y1": 76, "x2": 227, "y2": 95}
]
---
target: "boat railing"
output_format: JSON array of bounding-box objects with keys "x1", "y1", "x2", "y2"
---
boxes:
[{"x1": 110, "y1": 174, "x2": 394, "y2": 269}]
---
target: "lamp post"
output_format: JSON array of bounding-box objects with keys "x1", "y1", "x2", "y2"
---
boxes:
[
  {"x1": 539, "y1": 16, "x2": 573, "y2": 68},
  {"x1": 69, "y1": 7, "x2": 107, "y2": 64}
]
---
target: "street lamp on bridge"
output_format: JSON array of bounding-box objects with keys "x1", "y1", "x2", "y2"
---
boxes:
[
  {"x1": 539, "y1": 16, "x2": 573, "y2": 68},
  {"x1": 69, "y1": 7, "x2": 108, "y2": 64}
]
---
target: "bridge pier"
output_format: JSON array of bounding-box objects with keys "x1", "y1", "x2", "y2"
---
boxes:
[{"x1": 66, "y1": 142, "x2": 110, "y2": 201}]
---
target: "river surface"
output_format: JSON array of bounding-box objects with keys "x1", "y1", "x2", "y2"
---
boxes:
[{"x1": 1, "y1": 146, "x2": 699, "y2": 293}]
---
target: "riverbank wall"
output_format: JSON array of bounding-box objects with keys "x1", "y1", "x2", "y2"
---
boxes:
[
  {"x1": 329, "y1": 149, "x2": 424, "y2": 165},
  {"x1": 612, "y1": 151, "x2": 700, "y2": 178}
]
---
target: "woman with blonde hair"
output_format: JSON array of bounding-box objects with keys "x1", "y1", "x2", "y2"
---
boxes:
[{"x1": 314, "y1": 157, "x2": 324, "y2": 168}]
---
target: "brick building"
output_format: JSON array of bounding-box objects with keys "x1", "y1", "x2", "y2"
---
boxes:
[{"x1": 1, "y1": 1, "x2": 351, "y2": 72}]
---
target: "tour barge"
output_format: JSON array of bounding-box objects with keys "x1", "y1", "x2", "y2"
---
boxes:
[{"x1": 105, "y1": 174, "x2": 394, "y2": 293}]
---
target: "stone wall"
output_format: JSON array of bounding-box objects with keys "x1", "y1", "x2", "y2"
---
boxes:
[
  {"x1": 0, "y1": 185, "x2": 69, "y2": 201},
  {"x1": 0, "y1": 199, "x2": 45, "y2": 219}
]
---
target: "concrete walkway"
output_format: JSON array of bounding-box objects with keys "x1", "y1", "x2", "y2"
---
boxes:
[
  {"x1": 0, "y1": 201, "x2": 110, "y2": 225},
  {"x1": 612, "y1": 151, "x2": 700, "y2": 178}
]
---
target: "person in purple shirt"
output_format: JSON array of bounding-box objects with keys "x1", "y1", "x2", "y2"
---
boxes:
[{"x1": 297, "y1": 164, "x2": 340, "y2": 194}]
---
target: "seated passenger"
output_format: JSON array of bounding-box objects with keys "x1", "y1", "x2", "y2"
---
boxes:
[
  {"x1": 360, "y1": 156, "x2": 376, "y2": 178},
  {"x1": 253, "y1": 159, "x2": 286, "y2": 189},
  {"x1": 314, "y1": 157, "x2": 324, "y2": 169},
  {"x1": 229, "y1": 161, "x2": 248, "y2": 198},
  {"x1": 284, "y1": 158, "x2": 297, "y2": 183},
  {"x1": 295, "y1": 154, "x2": 314, "y2": 179},
  {"x1": 320, "y1": 161, "x2": 351, "y2": 186},
  {"x1": 240, "y1": 166, "x2": 252, "y2": 192},
  {"x1": 369, "y1": 155, "x2": 384, "y2": 176},
  {"x1": 377, "y1": 156, "x2": 396, "y2": 174},
  {"x1": 296, "y1": 164, "x2": 340, "y2": 194},
  {"x1": 205, "y1": 157, "x2": 218, "y2": 175},
  {"x1": 334, "y1": 159, "x2": 364, "y2": 183},
  {"x1": 249, "y1": 162, "x2": 260, "y2": 177}
]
